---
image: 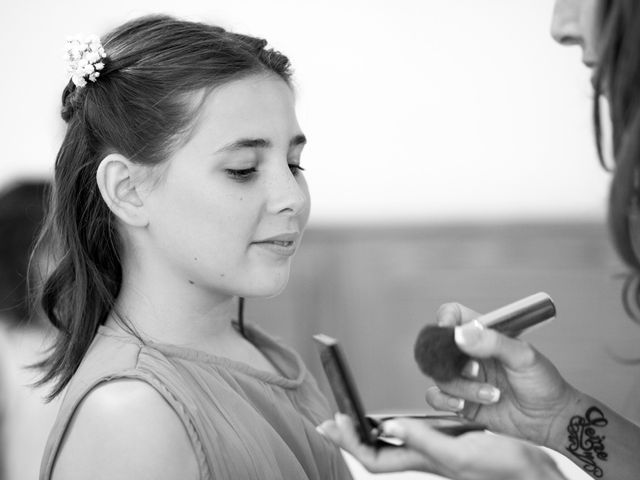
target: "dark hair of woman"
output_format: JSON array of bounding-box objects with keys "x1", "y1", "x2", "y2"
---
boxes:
[
  {"x1": 593, "y1": 0, "x2": 640, "y2": 322},
  {"x1": 33, "y1": 14, "x2": 292, "y2": 400}
]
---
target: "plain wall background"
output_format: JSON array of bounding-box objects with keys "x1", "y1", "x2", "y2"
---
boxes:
[{"x1": 0, "y1": 0, "x2": 610, "y2": 224}]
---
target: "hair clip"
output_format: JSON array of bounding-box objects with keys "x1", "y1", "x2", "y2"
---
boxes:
[{"x1": 65, "y1": 35, "x2": 106, "y2": 88}]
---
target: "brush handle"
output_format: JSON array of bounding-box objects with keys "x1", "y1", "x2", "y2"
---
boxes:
[{"x1": 476, "y1": 292, "x2": 556, "y2": 337}]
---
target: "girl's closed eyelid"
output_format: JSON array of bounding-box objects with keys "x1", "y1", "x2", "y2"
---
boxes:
[
  {"x1": 225, "y1": 167, "x2": 257, "y2": 182},
  {"x1": 224, "y1": 159, "x2": 305, "y2": 182},
  {"x1": 288, "y1": 164, "x2": 305, "y2": 176}
]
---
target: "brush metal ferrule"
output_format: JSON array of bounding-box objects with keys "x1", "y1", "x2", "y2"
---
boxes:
[{"x1": 476, "y1": 292, "x2": 556, "y2": 337}]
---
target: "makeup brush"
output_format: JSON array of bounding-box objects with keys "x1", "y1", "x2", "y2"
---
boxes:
[{"x1": 414, "y1": 292, "x2": 556, "y2": 382}]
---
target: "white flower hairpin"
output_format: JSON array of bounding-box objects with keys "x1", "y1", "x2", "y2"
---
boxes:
[{"x1": 65, "y1": 35, "x2": 106, "y2": 88}]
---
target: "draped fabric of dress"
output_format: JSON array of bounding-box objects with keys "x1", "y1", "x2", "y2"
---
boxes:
[{"x1": 40, "y1": 322, "x2": 353, "y2": 480}]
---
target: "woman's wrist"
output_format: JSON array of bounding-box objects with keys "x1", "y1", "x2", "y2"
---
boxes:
[
  {"x1": 541, "y1": 390, "x2": 640, "y2": 480},
  {"x1": 543, "y1": 387, "x2": 592, "y2": 452}
]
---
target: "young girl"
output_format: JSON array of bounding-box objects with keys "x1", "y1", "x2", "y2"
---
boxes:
[{"x1": 37, "y1": 15, "x2": 352, "y2": 480}]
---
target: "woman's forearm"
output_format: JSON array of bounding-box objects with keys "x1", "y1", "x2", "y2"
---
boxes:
[{"x1": 544, "y1": 390, "x2": 640, "y2": 480}]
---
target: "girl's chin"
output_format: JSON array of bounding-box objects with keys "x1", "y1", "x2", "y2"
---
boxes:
[{"x1": 238, "y1": 271, "x2": 291, "y2": 299}]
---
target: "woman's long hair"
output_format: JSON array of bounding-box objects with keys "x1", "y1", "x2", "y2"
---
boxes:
[
  {"x1": 594, "y1": 0, "x2": 640, "y2": 322},
  {"x1": 34, "y1": 15, "x2": 292, "y2": 400}
]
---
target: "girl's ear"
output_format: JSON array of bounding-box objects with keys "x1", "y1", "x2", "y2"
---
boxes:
[{"x1": 96, "y1": 154, "x2": 149, "y2": 227}]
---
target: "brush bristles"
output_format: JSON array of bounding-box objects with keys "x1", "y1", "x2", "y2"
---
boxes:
[{"x1": 413, "y1": 325, "x2": 470, "y2": 382}]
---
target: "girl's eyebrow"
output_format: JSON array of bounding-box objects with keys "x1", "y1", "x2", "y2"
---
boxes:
[
  {"x1": 215, "y1": 134, "x2": 307, "y2": 154},
  {"x1": 216, "y1": 138, "x2": 270, "y2": 153}
]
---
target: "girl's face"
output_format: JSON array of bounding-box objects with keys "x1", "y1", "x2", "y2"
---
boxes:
[
  {"x1": 140, "y1": 74, "x2": 310, "y2": 299},
  {"x1": 550, "y1": 0, "x2": 601, "y2": 68}
]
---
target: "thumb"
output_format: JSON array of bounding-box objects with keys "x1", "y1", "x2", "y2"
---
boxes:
[
  {"x1": 381, "y1": 418, "x2": 458, "y2": 459},
  {"x1": 454, "y1": 321, "x2": 537, "y2": 371}
]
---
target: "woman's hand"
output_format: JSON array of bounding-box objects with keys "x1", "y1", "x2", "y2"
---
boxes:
[
  {"x1": 425, "y1": 302, "x2": 579, "y2": 446},
  {"x1": 317, "y1": 414, "x2": 567, "y2": 480}
]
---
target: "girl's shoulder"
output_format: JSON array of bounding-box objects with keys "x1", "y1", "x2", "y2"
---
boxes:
[
  {"x1": 51, "y1": 378, "x2": 199, "y2": 480},
  {"x1": 41, "y1": 327, "x2": 208, "y2": 480}
]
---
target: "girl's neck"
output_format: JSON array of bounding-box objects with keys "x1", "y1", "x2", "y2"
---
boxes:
[
  {"x1": 108, "y1": 259, "x2": 280, "y2": 375},
  {"x1": 110, "y1": 267, "x2": 239, "y2": 348}
]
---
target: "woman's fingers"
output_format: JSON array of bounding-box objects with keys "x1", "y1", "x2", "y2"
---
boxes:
[
  {"x1": 428, "y1": 378, "x2": 501, "y2": 407},
  {"x1": 461, "y1": 359, "x2": 481, "y2": 379},
  {"x1": 316, "y1": 417, "x2": 347, "y2": 445},
  {"x1": 454, "y1": 321, "x2": 537, "y2": 371},
  {"x1": 316, "y1": 414, "x2": 364, "y2": 454},
  {"x1": 436, "y1": 303, "x2": 481, "y2": 327},
  {"x1": 424, "y1": 385, "x2": 466, "y2": 411},
  {"x1": 381, "y1": 418, "x2": 460, "y2": 465},
  {"x1": 317, "y1": 414, "x2": 432, "y2": 473},
  {"x1": 319, "y1": 415, "x2": 566, "y2": 480}
]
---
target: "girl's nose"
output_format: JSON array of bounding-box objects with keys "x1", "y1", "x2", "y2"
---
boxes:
[{"x1": 268, "y1": 166, "x2": 308, "y2": 217}]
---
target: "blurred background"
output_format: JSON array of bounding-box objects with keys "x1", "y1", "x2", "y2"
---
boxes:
[{"x1": 2, "y1": 0, "x2": 640, "y2": 477}]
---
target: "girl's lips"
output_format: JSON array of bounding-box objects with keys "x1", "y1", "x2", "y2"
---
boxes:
[{"x1": 252, "y1": 239, "x2": 297, "y2": 257}]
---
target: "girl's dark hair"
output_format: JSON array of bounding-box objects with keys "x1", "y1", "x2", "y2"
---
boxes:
[
  {"x1": 593, "y1": 0, "x2": 640, "y2": 322},
  {"x1": 35, "y1": 14, "x2": 292, "y2": 400}
]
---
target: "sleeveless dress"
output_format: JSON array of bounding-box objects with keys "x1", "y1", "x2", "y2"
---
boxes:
[{"x1": 40, "y1": 322, "x2": 353, "y2": 480}]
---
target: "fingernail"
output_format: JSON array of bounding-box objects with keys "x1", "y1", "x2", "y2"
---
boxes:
[
  {"x1": 381, "y1": 420, "x2": 405, "y2": 438},
  {"x1": 437, "y1": 313, "x2": 455, "y2": 327},
  {"x1": 334, "y1": 412, "x2": 349, "y2": 426},
  {"x1": 455, "y1": 320, "x2": 484, "y2": 347},
  {"x1": 478, "y1": 386, "x2": 501, "y2": 403},
  {"x1": 447, "y1": 397, "x2": 465, "y2": 410},
  {"x1": 462, "y1": 360, "x2": 480, "y2": 378}
]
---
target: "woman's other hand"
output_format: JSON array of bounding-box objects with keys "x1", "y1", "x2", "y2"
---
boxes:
[
  {"x1": 426, "y1": 302, "x2": 579, "y2": 446},
  {"x1": 317, "y1": 414, "x2": 567, "y2": 480}
]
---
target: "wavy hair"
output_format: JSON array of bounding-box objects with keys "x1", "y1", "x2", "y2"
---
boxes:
[
  {"x1": 593, "y1": 0, "x2": 640, "y2": 323},
  {"x1": 34, "y1": 14, "x2": 293, "y2": 400}
]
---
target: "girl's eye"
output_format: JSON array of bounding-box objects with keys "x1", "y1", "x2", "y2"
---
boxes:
[
  {"x1": 289, "y1": 164, "x2": 305, "y2": 176},
  {"x1": 226, "y1": 167, "x2": 257, "y2": 182}
]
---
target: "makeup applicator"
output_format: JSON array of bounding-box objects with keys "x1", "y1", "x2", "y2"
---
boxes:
[{"x1": 414, "y1": 292, "x2": 556, "y2": 382}]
